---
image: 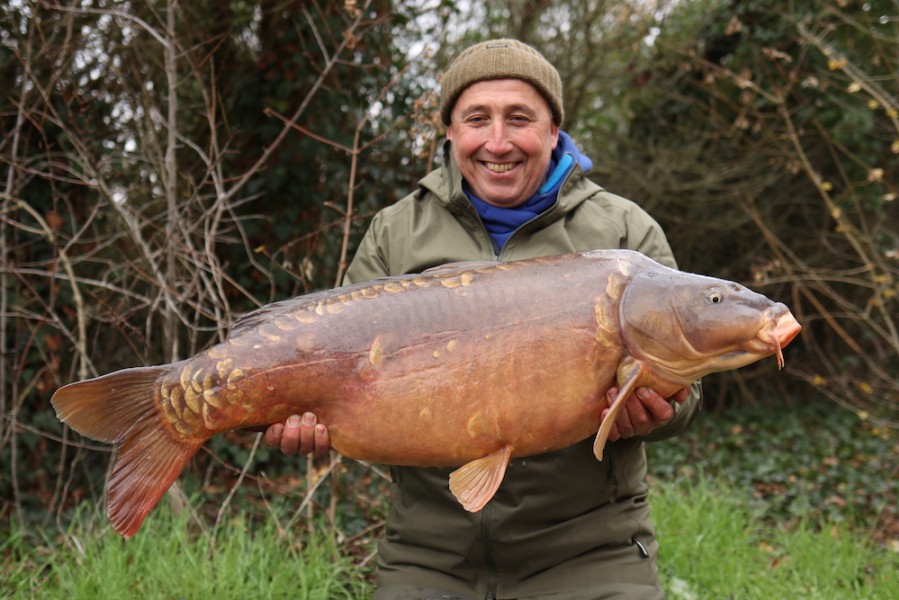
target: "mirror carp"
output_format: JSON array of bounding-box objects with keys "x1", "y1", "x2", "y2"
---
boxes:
[{"x1": 52, "y1": 249, "x2": 801, "y2": 538}]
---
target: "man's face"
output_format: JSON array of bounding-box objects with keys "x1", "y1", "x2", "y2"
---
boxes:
[{"x1": 447, "y1": 79, "x2": 559, "y2": 208}]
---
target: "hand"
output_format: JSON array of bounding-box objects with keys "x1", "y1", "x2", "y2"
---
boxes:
[
  {"x1": 262, "y1": 412, "x2": 331, "y2": 460},
  {"x1": 602, "y1": 386, "x2": 688, "y2": 441}
]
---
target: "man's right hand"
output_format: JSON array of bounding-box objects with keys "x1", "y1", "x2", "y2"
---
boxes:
[{"x1": 263, "y1": 413, "x2": 331, "y2": 460}]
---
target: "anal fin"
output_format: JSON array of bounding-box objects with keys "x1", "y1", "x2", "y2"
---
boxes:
[
  {"x1": 448, "y1": 445, "x2": 512, "y2": 512},
  {"x1": 108, "y1": 424, "x2": 202, "y2": 539}
]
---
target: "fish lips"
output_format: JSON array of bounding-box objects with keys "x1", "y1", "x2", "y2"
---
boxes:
[
  {"x1": 774, "y1": 309, "x2": 802, "y2": 346},
  {"x1": 751, "y1": 307, "x2": 801, "y2": 369}
]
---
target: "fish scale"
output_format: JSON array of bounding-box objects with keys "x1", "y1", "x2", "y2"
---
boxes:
[{"x1": 157, "y1": 359, "x2": 244, "y2": 437}]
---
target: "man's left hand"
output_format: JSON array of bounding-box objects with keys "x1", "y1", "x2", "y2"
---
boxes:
[{"x1": 602, "y1": 386, "x2": 689, "y2": 440}]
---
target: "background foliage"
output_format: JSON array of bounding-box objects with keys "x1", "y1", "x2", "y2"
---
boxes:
[{"x1": 1, "y1": 0, "x2": 897, "y2": 588}]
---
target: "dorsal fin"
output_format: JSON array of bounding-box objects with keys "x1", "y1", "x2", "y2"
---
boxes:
[
  {"x1": 230, "y1": 262, "x2": 499, "y2": 337},
  {"x1": 229, "y1": 292, "x2": 330, "y2": 336},
  {"x1": 422, "y1": 260, "x2": 500, "y2": 274}
]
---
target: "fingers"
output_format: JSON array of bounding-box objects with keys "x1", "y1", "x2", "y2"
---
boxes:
[
  {"x1": 262, "y1": 422, "x2": 284, "y2": 448},
  {"x1": 637, "y1": 388, "x2": 676, "y2": 425},
  {"x1": 601, "y1": 407, "x2": 621, "y2": 442},
  {"x1": 312, "y1": 420, "x2": 331, "y2": 461},
  {"x1": 262, "y1": 412, "x2": 332, "y2": 458},
  {"x1": 604, "y1": 388, "x2": 628, "y2": 440},
  {"x1": 670, "y1": 387, "x2": 690, "y2": 405},
  {"x1": 280, "y1": 414, "x2": 303, "y2": 455},
  {"x1": 603, "y1": 386, "x2": 681, "y2": 440}
]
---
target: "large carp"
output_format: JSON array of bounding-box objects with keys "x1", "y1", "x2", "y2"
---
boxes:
[{"x1": 52, "y1": 249, "x2": 800, "y2": 538}]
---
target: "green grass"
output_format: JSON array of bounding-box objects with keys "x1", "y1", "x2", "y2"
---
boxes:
[
  {"x1": 5, "y1": 480, "x2": 896, "y2": 599},
  {"x1": 648, "y1": 401, "x2": 899, "y2": 598},
  {"x1": 4, "y1": 504, "x2": 371, "y2": 599},
  {"x1": 652, "y1": 479, "x2": 899, "y2": 599}
]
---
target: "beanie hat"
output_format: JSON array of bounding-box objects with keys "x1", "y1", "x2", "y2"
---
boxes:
[{"x1": 440, "y1": 39, "x2": 564, "y2": 126}]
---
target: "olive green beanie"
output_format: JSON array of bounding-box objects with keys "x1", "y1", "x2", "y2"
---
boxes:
[{"x1": 439, "y1": 38, "x2": 564, "y2": 126}]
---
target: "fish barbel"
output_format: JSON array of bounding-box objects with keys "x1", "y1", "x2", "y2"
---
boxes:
[{"x1": 51, "y1": 249, "x2": 801, "y2": 538}]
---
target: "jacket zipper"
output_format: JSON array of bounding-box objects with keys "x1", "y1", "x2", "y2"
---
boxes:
[
  {"x1": 608, "y1": 452, "x2": 619, "y2": 499},
  {"x1": 481, "y1": 502, "x2": 498, "y2": 600}
]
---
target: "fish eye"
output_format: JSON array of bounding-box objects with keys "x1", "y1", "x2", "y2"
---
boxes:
[{"x1": 707, "y1": 290, "x2": 724, "y2": 304}]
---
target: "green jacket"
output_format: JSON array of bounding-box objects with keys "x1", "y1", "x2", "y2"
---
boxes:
[{"x1": 345, "y1": 142, "x2": 702, "y2": 599}]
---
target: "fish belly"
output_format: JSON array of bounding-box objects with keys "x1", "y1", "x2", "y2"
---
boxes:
[{"x1": 217, "y1": 257, "x2": 629, "y2": 467}]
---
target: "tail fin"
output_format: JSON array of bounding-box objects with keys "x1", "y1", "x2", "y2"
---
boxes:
[{"x1": 51, "y1": 366, "x2": 203, "y2": 539}]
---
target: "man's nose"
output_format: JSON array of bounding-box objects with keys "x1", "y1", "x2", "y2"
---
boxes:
[{"x1": 484, "y1": 122, "x2": 513, "y2": 154}]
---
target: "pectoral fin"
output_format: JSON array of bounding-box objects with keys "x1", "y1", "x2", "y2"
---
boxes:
[
  {"x1": 448, "y1": 445, "x2": 512, "y2": 512},
  {"x1": 593, "y1": 360, "x2": 646, "y2": 461}
]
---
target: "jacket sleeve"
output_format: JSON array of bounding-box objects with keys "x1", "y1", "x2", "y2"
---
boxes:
[{"x1": 342, "y1": 212, "x2": 391, "y2": 285}]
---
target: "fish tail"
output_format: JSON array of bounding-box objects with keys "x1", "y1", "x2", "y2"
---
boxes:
[{"x1": 51, "y1": 366, "x2": 203, "y2": 539}]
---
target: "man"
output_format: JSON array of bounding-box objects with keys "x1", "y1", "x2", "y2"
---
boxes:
[{"x1": 265, "y1": 39, "x2": 701, "y2": 599}]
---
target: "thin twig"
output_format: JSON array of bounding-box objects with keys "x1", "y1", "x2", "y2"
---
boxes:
[{"x1": 211, "y1": 433, "x2": 262, "y2": 549}]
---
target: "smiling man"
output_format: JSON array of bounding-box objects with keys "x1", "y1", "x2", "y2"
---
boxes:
[
  {"x1": 447, "y1": 78, "x2": 559, "y2": 207},
  {"x1": 266, "y1": 39, "x2": 702, "y2": 599}
]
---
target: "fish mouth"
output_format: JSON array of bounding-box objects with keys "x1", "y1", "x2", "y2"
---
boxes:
[{"x1": 755, "y1": 310, "x2": 802, "y2": 369}]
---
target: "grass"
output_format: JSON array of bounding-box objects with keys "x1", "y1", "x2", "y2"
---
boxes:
[
  {"x1": 4, "y1": 504, "x2": 371, "y2": 599},
  {"x1": 5, "y1": 479, "x2": 896, "y2": 599},
  {"x1": 648, "y1": 400, "x2": 899, "y2": 598},
  {"x1": 652, "y1": 479, "x2": 899, "y2": 599}
]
